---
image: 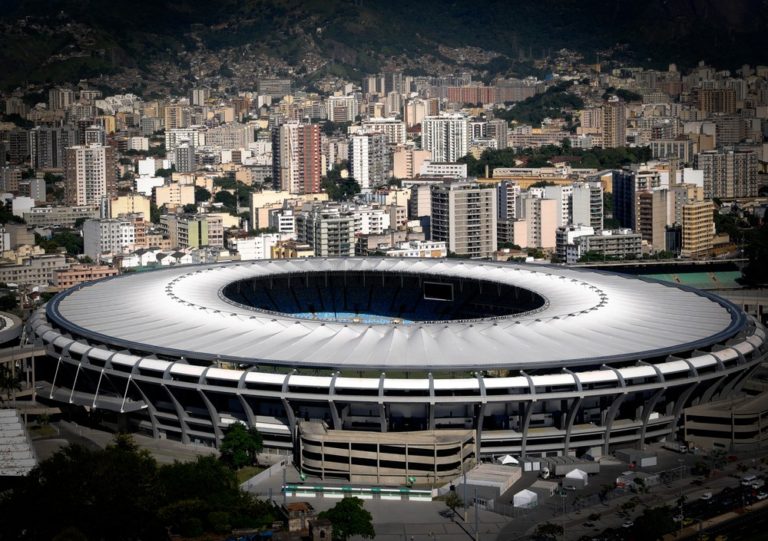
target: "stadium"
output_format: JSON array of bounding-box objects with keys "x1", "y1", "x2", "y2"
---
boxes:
[{"x1": 27, "y1": 258, "x2": 768, "y2": 484}]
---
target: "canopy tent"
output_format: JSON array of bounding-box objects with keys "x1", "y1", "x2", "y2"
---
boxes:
[
  {"x1": 513, "y1": 489, "x2": 538, "y2": 508},
  {"x1": 563, "y1": 468, "x2": 589, "y2": 489},
  {"x1": 497, "y1": 454, "x2": 519, "y2": 465}
]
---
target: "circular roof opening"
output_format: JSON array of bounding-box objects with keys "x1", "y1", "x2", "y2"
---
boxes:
[{"x1": 220, "y1": 270, "x2": 547, "y2": 325}]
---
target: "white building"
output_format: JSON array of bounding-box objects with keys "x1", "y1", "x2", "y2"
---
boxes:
[
  {"x1": 165, "y1": 127, "x2": 204, "y2": 152},
  {"x1": 422, "y1": 114, "x2": 469, "y2": 163},
  {"x1": 571, "y1": 182, "x2": 604, "y2": 231},
  {"x1": 349, "y1": 133, "x2": 389, "y2": 190},
  {"x1": 358, "y1": 118, "x2": 407, "y2": 145},
  {"x1": 543, "y1": 185, "x2": 574, "y2": 228},
  {"x1": 356, "y1": 206, "x2": 391, "y2": 235},
  {"x1": 228, "y1": 234, "x2": 282, "y2": 261},
  {"x1": 419, "y1": 161, "x2": 468, "y2": 178},
  {"x1": 83, "y1": 218, "x2": 136, "y2": 261},
  {"x1": 384, "y1": 240, "x2": 447, "y2": 258},
  {"x1": 64, "y1": 144, "x2": 116, "y2": 206},
  {"x1": 135, "y1": 176, "x2": 166, "y2": 197},
  {"x1": 326, "y1": 95, "x2": 359, "y2": 123}
]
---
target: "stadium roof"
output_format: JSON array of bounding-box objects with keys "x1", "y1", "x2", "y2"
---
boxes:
[{"x1": 46, "y1": 258, "x2": 743, "y2": 371}]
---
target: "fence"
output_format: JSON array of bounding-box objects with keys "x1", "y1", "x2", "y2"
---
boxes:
[{"x1": 240, "y1": 457, "x2": 288, "y2": 492}]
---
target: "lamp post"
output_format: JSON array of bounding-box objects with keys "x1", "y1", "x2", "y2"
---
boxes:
[{"x1": 678, "y1": 458, "x2": 684, "y2": 537}]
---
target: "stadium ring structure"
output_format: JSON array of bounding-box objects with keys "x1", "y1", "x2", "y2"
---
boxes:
[{"x1": 27, "y1": 257, "x2": 768, "y2": 484}]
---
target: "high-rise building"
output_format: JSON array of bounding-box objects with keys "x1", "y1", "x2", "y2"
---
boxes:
[
  {"x1": 297, "y1": 124, "x2": 322, "y2": 194},
  {"x1": 272, "y1": 122, "x2": 322, "y2": 194},
  {"x1": 404, "y1": 98, "x2": 439, "y2": 128},
  {"x1": 612, "y1": 169, "x2": 663, "y2": 230},
  {"x1": 636, "y1": 189, "x2": 669, "y2": 251},
  {"x1": 514, "y1": 194, "x2": 558, "y2": 249},
  {"x1": 160, "y1": 214, "x2": 224, "y2": 249},
  {"x1": 191, "y1": 87, "x2": 211, "y2": 106},
  {"x1": 64, "y1": 144, "x2": 117, "y2": 206},
  {"x1": 83, "y1": 218, "x2": 136, "y2": 261},
  {"x1": 601, "y1": 97, "x2": 626, "y2": 148},
  {"x1": 257, "y1": 79, "x2": 292, "y2": 98},
  {"x1": 422, "y1": 114, "x2": 469, "y2": 163},
  {"x1": 487, "y1": 119, "x2": 508, "y2": 149},
  {"x1": 431, "y1": 181, "x2": 497, "y2": 258},
  {"x1": 694, "y1": 149, "x2": 758, "y2": 198},
  {"x1": 697, "y1": 88, "x2": 736, "y2": 114},
  {"x1": 359, "y1": 118, "x2": 407, "y2": 145},
  {"x1": 543, "y1": 185, "x2": 573, "y2": 228},
  {"x1": 48, "y1": 87, "x2": 75, "y2": 111},
  {"x1": 326, "y1": 96, "x2": 359, "y2": 123},
  {"x1": 163, "y1": 105, "x2": 191, "y2": 130},
  {"x1": 9, "y1": 129, "x2": 29, "y2": 164},
  {"x1": 83, "y1": 125, "x2": 106, "y2": 146},
  {"x1": 173, "y1": 141, "x2": 196, "y2": 173},
  {"x1": 497, "y1": 180, "x2": 520, "y2": 244},
  {"x1": 681, "y1": 201, "x2": 715, "y2": 258},
  {"x1": 392, "y1": 147, "x2": 431, "y2": 179},
  {"x1": 29, "y1": 126, "x2": 78, "y2": 170},
  {"x1": 296, "y1": 207, "x2": 356, "y2": 257},
  {"x1": 571, "y1": 182, "x2": 603, "y2": 231},
  {"x1": 349, "y1": 133, "x2": 389, "y2": 190}
]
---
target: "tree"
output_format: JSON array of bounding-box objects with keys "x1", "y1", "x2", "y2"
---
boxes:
[
  {"x1": 195, "y1": 186, "x2": 211, "y2": 203},
  {"x1": 318, "y1": 497, "x2": 375, "y2": 541},
  {"x1": 150, "y1": 202, "x2": 161, "y2": 224},
  {"x1": 632, "y1": 506, "x2": 674, "y2": 540},
  {"x1": 445, "y1": 491, "x2": 463, "y2": 515},
  {"x1": 321, "y1": 163, "x2": 360, "y2": 201},
  {"x1": 0, "y1": 435, "x2": 276, "y2": 539},
  {"x1": 0, "y1": 293, "x2": 18, "y2": 311},
  {"x1": 214, "y1": 190, "x2": 238, "y2": 210},
  {"x1": 219, "y1": 422, "x2": 263, "y2": 468},
  {"x1": 0, "y1": 364, "x2": 22, "y2": 403},
  {"x1": 743, "y1": 223, "x2": 768, "y2": 285},
  {"x1": 534, "y1": 522, "x2": 564, "y2": 540},
  {"x1": 182, "y1": 203, "x2": 198, "y2": 214}
]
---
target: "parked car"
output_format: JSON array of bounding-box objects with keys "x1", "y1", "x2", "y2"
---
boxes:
[
  {"x1": 757, "y1": 492, "x2": 768, "y2": 501},
  {"x1": 700, "y1": 492, "x2": 713, "y2": 501},
  {"x1": 622, "y1": 521, "x2": 634, "y2": 529}
]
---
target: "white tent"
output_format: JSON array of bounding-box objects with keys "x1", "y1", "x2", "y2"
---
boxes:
[
  {"x1": 497, "y1": 454, "x2": 519, "y2": 465},
  {"x1": 513, "y1": 489, "x2": 538, "y2": 508},
  {"x1": 563, "y1": 468, "x2": 589, "y2": 489}
]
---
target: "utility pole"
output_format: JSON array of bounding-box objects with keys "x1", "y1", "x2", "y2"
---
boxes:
[
  {"x1": 474, "y1": 487, "x2": 479, "y2": 541},
  {"x1": 463, "y1": 469, "x2": 468, "y2": 522},
  {"x1": 282, "y1": 465, "x2": 287, "y2": 506}
]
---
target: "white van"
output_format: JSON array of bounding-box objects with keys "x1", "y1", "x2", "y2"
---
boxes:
[{"x1": 741, "y1": 474, "x2": 758, "y2": 486}]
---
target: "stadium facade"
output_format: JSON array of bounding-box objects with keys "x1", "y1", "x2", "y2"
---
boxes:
[{"x1": 27, "y1": 258, "x2": 767, "y2": 483}]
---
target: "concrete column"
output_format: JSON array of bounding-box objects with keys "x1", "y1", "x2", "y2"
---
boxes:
[
  {"x1": 602, "y1": 393, "x2": 627, "y2": 455},
  {"x1": 163, "y1": 384, "x2": 190, "y2": 444},
  {"x1": 131, "y1": 380, "x2": 160, "y2": 438},
  {"x1": 237, "y1": 394, "x2": 257, "y2": 427},
  {"x1": 639, "y1": 388, "x2": 665, "y2": 449},
  {"x1": 198, "y1": 389, "x2": 224, "y2": 445},
  {"x1": 68, "y1": 364, "x2": 82, "y2": 404},
  {"x1": 563, "y1": 397, "x2": 583, "y2": 455},
  {"x1": 520, "y1": 401, "x2": 533, "y2": 458}
]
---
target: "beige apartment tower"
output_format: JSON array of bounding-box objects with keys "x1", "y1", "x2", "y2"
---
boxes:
[
  {"x1": 431, "y1": 181, "x2": 497, "y2": 258},
  {"x1": 681, "y1": 200, "x2": 714, "y2": 258},
  {"x1": 601, "y1": 97, "x2": 626, "y2": 148}
]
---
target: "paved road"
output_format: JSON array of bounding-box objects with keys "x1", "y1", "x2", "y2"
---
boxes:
[{"x1": 31, "y1": 421, "x2": 218, "y2": 464}]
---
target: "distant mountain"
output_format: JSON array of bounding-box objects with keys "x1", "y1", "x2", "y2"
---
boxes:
[{"x1": 1, "y1": 0, "x2": 767, "y2": 91}]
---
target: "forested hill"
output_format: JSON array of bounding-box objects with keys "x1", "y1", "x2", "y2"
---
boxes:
[{"x1": 1, "y1": 0, "x2": 767, "y2": 89}]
